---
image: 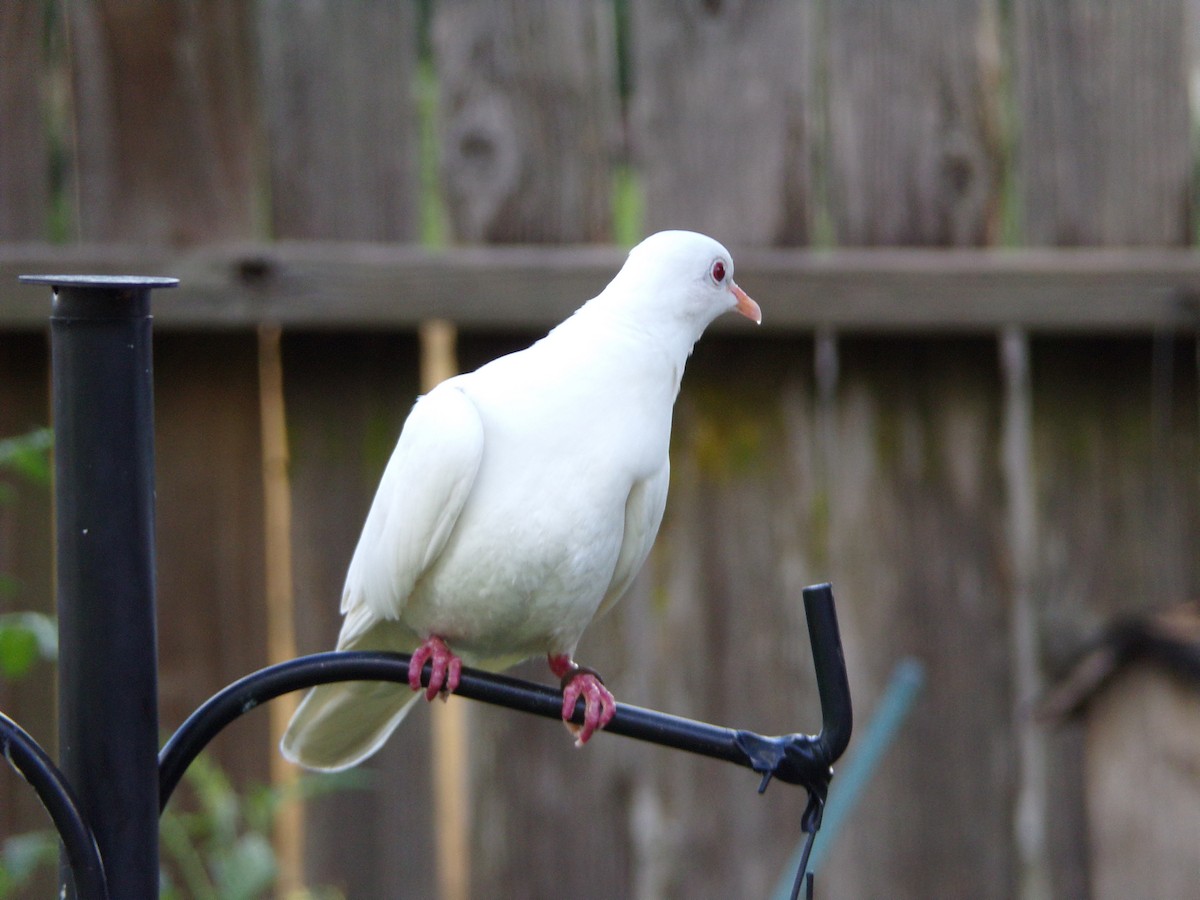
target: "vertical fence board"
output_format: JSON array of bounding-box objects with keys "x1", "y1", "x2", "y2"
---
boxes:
[
  {"x1": 66, "y1": 0, "x2": 259, "y2": 243},
  {"x1": 622, "y1": 337, "x2": 826, "y2": 897},
  {"x1": 826, "y1": 0, "x2": 1003, "y2": 246},
  {"x1": 283, "y1": 332, "x2": 436, "y2": 898},
  {"x1": 630, "y1": 0, "x2": 815, "y2": 246},
  {"x1": 1001, "y1": 327, "x2": 1056, "y2": 900},
  {"x1": 1014, "y1": 4, "x2": 1195, "y2": 895},
  {"x1": 433, "y1": 0, "x2": 617, "y2": 243},
  {"x1": 258, "y1": 3, "x2": 424, "y2": 889},
  {"x1": 154, "y1": 335, "x2": 270, "y2": 791},
  {"x1": 1014, "y1": 0, "x2": 1192, "y2": 246},
  {"x1": 820, "y1": 4, "x2": 1012, "y2": 895},
  {"x1": 0, "y1": 334, "x2": 55, "y2": 897},
  {"x1": 1033, "y1": 337, "x2": 1199, "y2": 634},
  {"x1": 0, "y1": 5, "x2": 48, "y2": 239},
  {"x1": 817, "y1": 338, "x2": 1015, "y2": 899},
  {"x1": 257, "y1": 1, "x2": 420, "y2": 242}
]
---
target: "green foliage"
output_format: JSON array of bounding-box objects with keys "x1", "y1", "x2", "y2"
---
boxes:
[
  {"x1": 0, "y1": 428, "x2": 53, "y2": 505},
  {"x1": 160, "y1": 753, "x2": 276, "y2": 900},
  {"x1": 417, "y1": 58, "x2": 447, "y2": 248},
  {"x1": 0, "y1": 428, "x2": 56, "y2": 681},
  {"x1": 0, "y1": 613, "x2": 56, "y2": 679},
  {"x1": 0, "y1": 753, "x2": 359, "y2": 899},
  {"x1": 611, "y1": 164, "x2": 644, "y2": 247},
  {"x1": 0, "y1": 427, "x2": 353, "y2": 898},
  {"x1": 0, "y1": 831, "x2": 59, "y2": 898},
  {"x1": 159, "y1": 754, "x2": 361, "y2": 900}
]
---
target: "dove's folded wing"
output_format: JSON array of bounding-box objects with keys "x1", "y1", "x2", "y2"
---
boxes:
[
  {"x1": 595, "y1": 460, "x2": 670, "y2": 621},
  {"x1": 338, "y1": 383, "x2": 484, "y2": 648}
]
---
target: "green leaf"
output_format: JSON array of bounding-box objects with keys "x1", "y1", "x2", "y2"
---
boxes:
[
  {"x1": 0, "y1": 613, "x2": 57, "y2": 680},
  {"x1": 213, "y1": 834, "x2": 276, "y2": 900},
  {"x1": 158, "y1": 752, "x2": 355, "y2": 899},
  {"x1": 0, "y1": 831, "x2": 59, "y2": 891},
  {"x1": 0, "y1": 628, "x2": 39, "y2": 679},
  {"x1": 0, "y1": 428, "x2": 53, "y2": 486}
]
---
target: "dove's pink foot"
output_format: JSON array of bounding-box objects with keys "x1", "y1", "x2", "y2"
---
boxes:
[
  {"x1": 409, "y1": 635, "x2": 462, "y2": 701},
  {"x1": 549, "y1": 654, "x2": 616, "y2": 746}
]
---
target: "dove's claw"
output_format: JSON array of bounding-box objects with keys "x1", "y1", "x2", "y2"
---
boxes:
[
  {"x1": 410, "y1": 635, "x2": 462, "y2": 701},
  {"x1": 549, "y1": 655, "x2": 616, "y2": 746}
]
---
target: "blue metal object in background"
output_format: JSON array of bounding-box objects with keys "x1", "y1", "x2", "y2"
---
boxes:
[{"x1": 772, "y1": 656, "x2": 926, "y2": 900}]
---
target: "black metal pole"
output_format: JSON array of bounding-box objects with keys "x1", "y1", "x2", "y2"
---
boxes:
[{"x1": 22, "y1": 275, "x2": 177, "y2": 900}]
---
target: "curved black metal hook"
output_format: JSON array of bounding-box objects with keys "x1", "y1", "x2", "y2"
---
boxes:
[
  {"x1": 0, "y1": 711, "x2": 109, "y2": 900},
  {"x1": 734, "y1": 584, "x2": 851, "y2": 828},
  {"x1": 161, "y1": 584, "x2": 852, "y2": 813}
]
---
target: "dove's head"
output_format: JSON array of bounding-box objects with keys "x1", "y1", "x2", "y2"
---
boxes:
[{"x1": 613, "y1": 231, "x2": 761, "y2": 338}]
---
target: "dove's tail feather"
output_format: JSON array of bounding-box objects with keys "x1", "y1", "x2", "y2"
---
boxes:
[
  {"x1": 281, "y1": 679, "x2": 420, "y2": 771},
  {"x1": 282, "y1": 614, "x2": 424, "y2": 771}
]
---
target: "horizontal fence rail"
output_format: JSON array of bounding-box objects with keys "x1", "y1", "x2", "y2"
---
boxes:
[{"x1": 4, "y1": 244, "x2": 1200, "y2": 332}]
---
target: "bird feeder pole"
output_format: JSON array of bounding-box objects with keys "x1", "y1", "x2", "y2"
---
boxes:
[{"x1": 23, "y1": 274, "x2": 178, "y2": 899}]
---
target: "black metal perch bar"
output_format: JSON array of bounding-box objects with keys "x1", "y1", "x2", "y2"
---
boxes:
[
  {"x1": 9, "y1": 274, "x2": 852, "y2": 900},
  {"x1": 160, "y1": 581, "x2": 851, "y2": 810}
]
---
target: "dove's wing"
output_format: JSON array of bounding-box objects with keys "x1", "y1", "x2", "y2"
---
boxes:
[
  {"x1": 594, "y1": 459, "x2": 670, "y2": 621},
  {"x1": 338, "y1": 382, "x2": 484, "y2": 648}
]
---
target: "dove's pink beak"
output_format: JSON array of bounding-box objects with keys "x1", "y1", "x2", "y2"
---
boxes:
[{"x1": 732, "y1": 282, "x2": 762, "y2": 325}]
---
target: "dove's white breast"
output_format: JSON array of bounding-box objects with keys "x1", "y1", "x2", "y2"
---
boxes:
[{"x1": 400, "y1": 321, "x2": 676, "y2": 661}]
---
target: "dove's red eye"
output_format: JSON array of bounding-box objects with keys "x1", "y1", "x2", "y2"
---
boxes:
[{"x1": 711, "y1": 260, "x2": 726, "y2": 283}]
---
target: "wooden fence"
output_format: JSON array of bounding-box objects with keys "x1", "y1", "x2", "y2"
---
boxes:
[{"x1": 1, "y1": 2, "x2": 1199, "y2": 898}]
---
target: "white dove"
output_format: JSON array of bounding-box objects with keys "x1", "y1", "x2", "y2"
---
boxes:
[{"x1": 281, "y1": 230, "x2": 761, "y2": 771}]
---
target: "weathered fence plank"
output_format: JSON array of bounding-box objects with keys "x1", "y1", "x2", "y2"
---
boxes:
[
  {"x1": 0, "y1": 336, "x2": 54, "y2": 890},
  {"x1": 1032, "y1": 336, "x2": 1199, "y2": 630},
  {"x1": 818, "y1": 338, "x2": 1016, "y2": 899},
  {"x1": 1014, "y1": 0, "x2": 1192, "y2": 245},
  {"x1": 826, "y1": 0, "x2": 1003, "y2": 246},
  {"x1": 0, "y1": 4, "x2": 47, "y2": 239},
  {"x1": 607, "y1": 337, "x2": 829, "y2": 898},
  {"x1": 153, "y1": 335, "x2": 270, "y2": 793},
  {"x1": 66, "y1": 0, "x2": 259, "y2": 243},
  {"x1": 1012, "y1": 5, "x2": 1195, "y2": 897},
  {"x1": 256, "y1": 4, "x2": 428, "y2": 890},
  {"x1": 433, "y1": 0, "x2": 617, "y2": 242},
  {"x1": 257, "y1": 1, "x2": 421, "y2": 242},
  {"x1": 630, "y1": 0, "x2": 815, "y2": 245},
  {"x1": 282, "y1": 332, "x2": 437, "y2": 898},
  {"x1": 1001, "y1": 326, "x2": 1057, "y2": 900}
]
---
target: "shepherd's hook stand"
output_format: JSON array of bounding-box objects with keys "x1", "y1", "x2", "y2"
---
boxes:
[{"x1": 10, "y1": 275, "x2": 852, "y2": 900}]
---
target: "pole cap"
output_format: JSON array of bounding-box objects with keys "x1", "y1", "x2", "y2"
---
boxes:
[{"x1": 19, "y1": 275, "x2": 179, "y2": 290}]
